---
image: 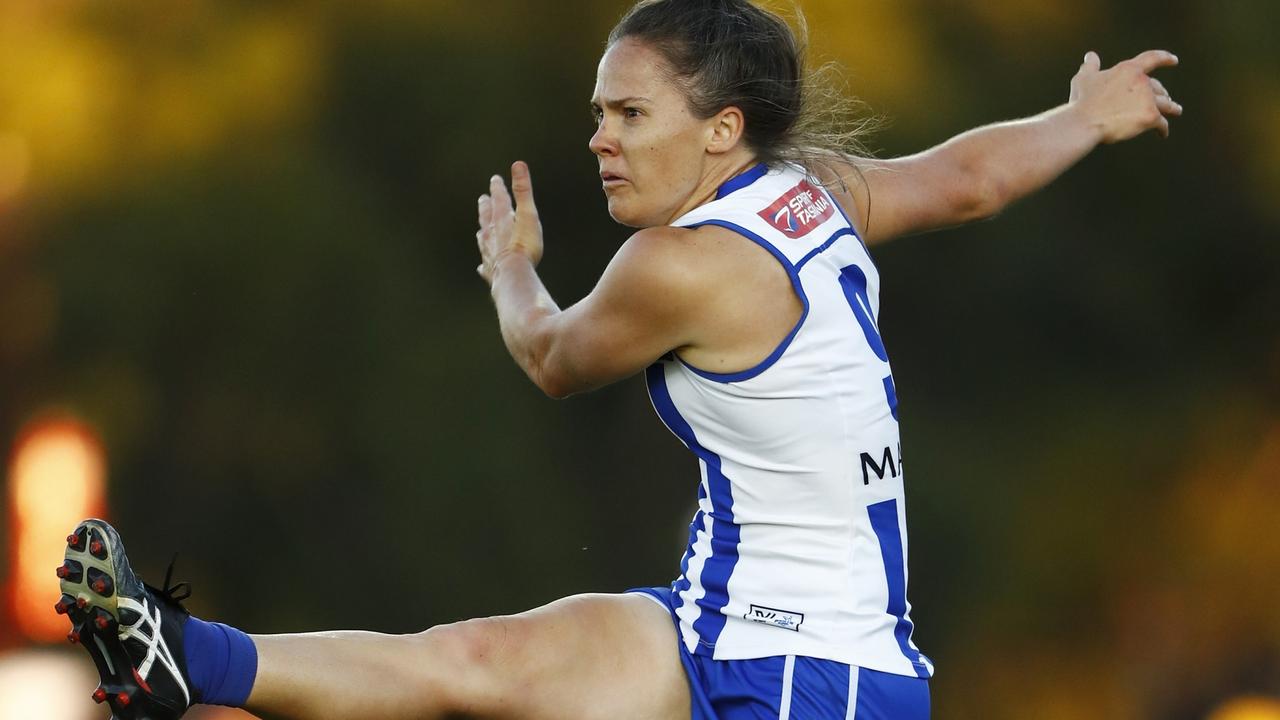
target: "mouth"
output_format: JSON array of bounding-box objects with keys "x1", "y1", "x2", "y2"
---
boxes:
[{"x1": 600, "y1": 172, "x2": 628, "y2": 188}]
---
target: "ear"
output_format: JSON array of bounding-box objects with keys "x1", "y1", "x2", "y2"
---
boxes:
[{"x1": 705, "y1": 105, "x2": 745, "y2": 155}]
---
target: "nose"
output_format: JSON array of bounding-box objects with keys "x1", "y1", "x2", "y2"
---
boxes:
[{"x1": 589, "y1": 119, "x2": 618, "y2": 158}]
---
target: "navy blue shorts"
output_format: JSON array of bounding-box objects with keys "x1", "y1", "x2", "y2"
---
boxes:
[{"x1": 630, "y1": 586, "x2": 930, "y2": 720}]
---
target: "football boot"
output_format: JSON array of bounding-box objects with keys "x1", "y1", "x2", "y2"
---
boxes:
[{"x1": 57, "y1": 518, "x2": 194, "y2": 720}]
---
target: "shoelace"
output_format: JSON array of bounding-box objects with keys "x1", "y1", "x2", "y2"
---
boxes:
[{"x1": 150, "y1": 553, "x2": 192, "y2": 605}]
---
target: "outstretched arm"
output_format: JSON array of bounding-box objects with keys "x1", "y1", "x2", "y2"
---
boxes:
[{"x1": 849, "y1": 50, "x2": 1182, "y2": 245}]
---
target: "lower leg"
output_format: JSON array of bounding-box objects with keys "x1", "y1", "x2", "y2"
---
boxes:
[{"x1": 243, "y1": 628, "x2": 476, "y2": 720}]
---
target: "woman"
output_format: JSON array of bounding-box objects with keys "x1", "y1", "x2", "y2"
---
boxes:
[{"x1": 58, "y1": 1, "x2": 1180, "y2": 718}]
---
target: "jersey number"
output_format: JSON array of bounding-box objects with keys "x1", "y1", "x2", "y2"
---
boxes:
[{"x1": 838, "y1": 264, "x2": 898, "y2": 421}]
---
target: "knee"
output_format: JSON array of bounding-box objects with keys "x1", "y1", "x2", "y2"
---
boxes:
[
  {"x1": 410, "y1": 617, "x2": 528, "y2": 714},
  {"x1": 429, "y1": 616, "x2": 520, "y2": 672}
]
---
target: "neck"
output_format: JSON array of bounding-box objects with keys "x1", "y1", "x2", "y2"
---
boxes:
[{"x1": 664, "y1": 151, "x2": 760, "y2": 224}]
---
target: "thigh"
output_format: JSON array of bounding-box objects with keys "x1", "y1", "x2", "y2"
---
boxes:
[{"x1": 480, "y1": 592, "x2": 691, "y2": 720}]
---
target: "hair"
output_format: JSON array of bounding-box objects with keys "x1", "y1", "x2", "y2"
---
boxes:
[{"x1": 607, "y1": 0, "x2": 879, "y2": 186}]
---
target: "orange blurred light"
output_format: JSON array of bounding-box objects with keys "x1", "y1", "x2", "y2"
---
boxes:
[
  {"x1": 0, "y1": 648, "x2": 99, "y2": 720},
  {"x1": 6, "y1": 417, "x2": 106, "y2": 643},
  {"x1": 1209, "y1": 696, "x2": 1280, "y2": 720}
]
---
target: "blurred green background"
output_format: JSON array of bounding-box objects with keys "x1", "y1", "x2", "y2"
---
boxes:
[{"x1": 0, "y1": 1, "x2": 1277, "y2": 718}]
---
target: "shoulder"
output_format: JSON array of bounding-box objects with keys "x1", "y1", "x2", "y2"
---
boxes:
[
  {"x1": 605, "y1": 224, "x2": 747, "y2": 293},
  {"x1": 612, "y1": 225, "x2": 696, "y2": 265},
  {"x1": 588, "y1": 224, "x2": 781, "y2": 337}
]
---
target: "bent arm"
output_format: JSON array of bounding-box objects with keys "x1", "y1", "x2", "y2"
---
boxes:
[
  {"x1": 476, "y1": 164, "x2": 705, "y2": 398},
  {"x1": 849, "y1": 50, "x2": 1182, "y2": 245},
  {"x1": 486, "y1": 234, "x2": 702, "y2": 398}
]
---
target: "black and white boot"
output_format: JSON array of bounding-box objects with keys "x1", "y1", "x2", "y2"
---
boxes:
[{"x1": 57, "y1": 518, "x2": 194, "y2": 720}]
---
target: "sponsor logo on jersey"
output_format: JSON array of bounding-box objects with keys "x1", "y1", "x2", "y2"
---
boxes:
[
  {"x1": 745, "y1": 604, "x2": 805, "y2": 631},
  {"x1": 758, "y1": 180, "x2": 834, "y2": 239}
]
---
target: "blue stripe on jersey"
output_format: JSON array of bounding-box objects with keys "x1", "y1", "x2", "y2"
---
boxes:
[
  {"x1": 867, "y1": 499, "x2": 932, "y2": 678},
  {"x1": 674, "y1": 220, "x2": 811, "y2": 384},
  {"x1": 671, "y1": 504, "x2": 706, "y2": 612},
  {"x1": 645, "y1": 364, "x2": 741, "y2": 654},
  {"x1": 715, "y1": 162, "x2": 770, "y2": 199},
  {"x1": 881, "y1": 376, "x2": 900, "y2": 423},
  {"x1": 795, "y1": 227, "x2": 856, "y2": 270},
  {"x1": 837, "y1": 264, "x2": 889, "y2": 362}
]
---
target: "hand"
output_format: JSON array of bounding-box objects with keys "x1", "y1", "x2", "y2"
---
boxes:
[
  {"x1": 1069, "y1": 50, "x2": 1182, "y2": 143},
  {"x1": 476, "y1": 161, "x2": 544, "y2": 284}
]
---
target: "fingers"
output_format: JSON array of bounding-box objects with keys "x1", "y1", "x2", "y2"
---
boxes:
[
  {"x1": 1131, "y1": 49, "x2": 1178, "y2": 74},
  {"x1": 476, "y1": 191, "x2": 494, "y2": 281},
  {"x1": 1155, "y1": 93, "x2": 1183, "y2": 118},
  {"x1": 1149, "y1": 76, "x2": 1183, "y2": 117},
  {"x1": 1081, "y1": 50, "x2": 1101, "y2": 73},
  {"x1": 511, "y1": 160, "x2": 539, "y2": 219},
  {"x1": 481, "y1": 162, "x2": 537, "y2": 221},
  {"x1": 475, "y1": 163, "x2": 542, "y2": 281},
  {"x1": 489, "y1": 173, "x2": 512, "y2": 218}
]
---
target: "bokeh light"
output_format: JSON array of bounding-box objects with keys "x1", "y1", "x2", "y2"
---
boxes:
[
  {"x1": 1209, "y1": 696, "x2": 1280, "y2": 720},
  {"x1": 0, "y1": 650, "x2": 98, "y2": 720},
  {"x1": 6, "y1": 417, "x2": 106, "y2": 643}
]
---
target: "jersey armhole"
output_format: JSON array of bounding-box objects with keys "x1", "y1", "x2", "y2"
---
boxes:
[{"x1": 673, "y1": 219, "x2": 810, "y2": 384}]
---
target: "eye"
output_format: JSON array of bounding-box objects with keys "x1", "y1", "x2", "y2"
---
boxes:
[
  {"x1": 624, "y1": 107, "x2": 642, "y2": 119},
  {"x1": 590, "y1": 105, "x2": 603, "y2": 124}
]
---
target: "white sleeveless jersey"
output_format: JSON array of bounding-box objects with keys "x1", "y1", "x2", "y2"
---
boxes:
[{"x1": 646, "y1": 163, "x2": 934, "y2": 678}]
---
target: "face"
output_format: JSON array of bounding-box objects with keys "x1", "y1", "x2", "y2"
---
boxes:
[{"x1": 590, "y1": 38, "x2": 715, "y2": 228}]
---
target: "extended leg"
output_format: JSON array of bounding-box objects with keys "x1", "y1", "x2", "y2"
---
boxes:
[
  {"x1": 60, "y1": 519, "x2": 690, "y2": 720},
  {"x1": 245, "y1": 593, "x2": 690, "y2": 720}
]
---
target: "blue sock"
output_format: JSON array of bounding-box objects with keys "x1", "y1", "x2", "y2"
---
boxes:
[{"x1": 182, "y1": 616, "x2": 258, "y2": 707}]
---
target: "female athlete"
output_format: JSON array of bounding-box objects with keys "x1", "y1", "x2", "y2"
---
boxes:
[{"x1": 56, "y1": 1, "x2": 1180, "y2": 718}]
